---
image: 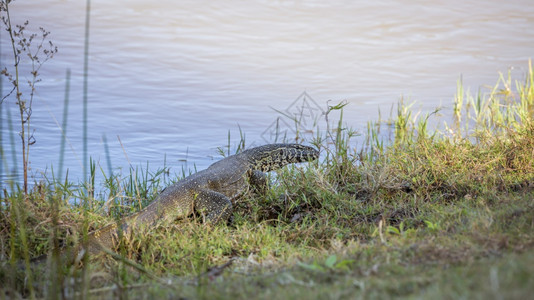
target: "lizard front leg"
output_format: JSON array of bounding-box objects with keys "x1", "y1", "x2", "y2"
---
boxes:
[{"x1": 194, "y1": 189, "x2": 233, "y2": 224}]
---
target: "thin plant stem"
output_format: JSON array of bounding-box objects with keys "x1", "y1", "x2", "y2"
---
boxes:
[
  {"x1": 3, "y1": 2, "x2": 27, "y2": 194},
  {"x1": 102, "y1": 134, "x2": 113, "y2": 177},
  {"x1": 58, "y1": 69, "x2": 71, "y2": 180},
  {"x1": 83, "y1": 0, "x2": 91, "y2": 185}
]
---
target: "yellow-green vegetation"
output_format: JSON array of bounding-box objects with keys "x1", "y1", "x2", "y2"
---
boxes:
[{"x1": 1, "y1": 62, "x2": 534, "y2": 299}]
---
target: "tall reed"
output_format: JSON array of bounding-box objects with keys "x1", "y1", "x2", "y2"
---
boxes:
[
  {"x1": 58, "y1": 69, "x2": 71, "y2": 181},
  {"x1": 450, "y1": 60, "x2": 533, "y2": 141},
  {"x1": 102, "y1": 134, "x2": 113, "y2": 177},
  {"x1": 82, "y1": 0, "x2": 91, "y2": 186},
  {"x1": 80, "y1": 5, "x2": 92, "y2": 295}
]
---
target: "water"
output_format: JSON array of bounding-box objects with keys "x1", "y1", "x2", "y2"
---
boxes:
[{"x1": 1, "y1": 0, "x2": 533, "y2": 186}]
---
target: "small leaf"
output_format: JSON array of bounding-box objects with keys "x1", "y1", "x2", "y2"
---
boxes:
[
  {"x1": 298, "y1": 262, "x2": 325, "y2": 272},
  {"x1": 386, "y1": 226, "x2": 400, "y2": 235},
  {"x1": 324, "y1": 255, "x2": 337, "y2": 268},
  {"x1": 328, "y1": 101, "x2": 349, "y2": 111},
  {"x1": 334, "y1": 259, "x2": 355, "y2": 270}
]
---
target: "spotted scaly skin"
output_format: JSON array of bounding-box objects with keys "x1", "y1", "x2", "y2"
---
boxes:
[{"x1": 42, "y1": 143, "x2": 319, "y2": 264}]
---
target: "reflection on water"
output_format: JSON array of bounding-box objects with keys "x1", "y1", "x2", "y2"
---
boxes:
[{"x1": 1, "y1": 0, "x2": 533, "y2": 185}]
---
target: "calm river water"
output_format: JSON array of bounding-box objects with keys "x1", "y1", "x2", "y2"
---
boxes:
[{"x1": 1, "y1": 0, "x2": 533, "y2": 187}]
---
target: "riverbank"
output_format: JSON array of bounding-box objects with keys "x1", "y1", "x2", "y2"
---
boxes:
[{"x1": 1, "y1": 62, "x2": 533, "y2": 299}]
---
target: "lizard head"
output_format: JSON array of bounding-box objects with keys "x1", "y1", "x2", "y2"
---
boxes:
[{"x1": 247, "y1": 143, "x2": 319, "y2": 172}]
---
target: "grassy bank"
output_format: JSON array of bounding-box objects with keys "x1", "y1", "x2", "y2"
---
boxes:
[{"x1": 1, "y1": 62, "x2": 534, "y2": 299}]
